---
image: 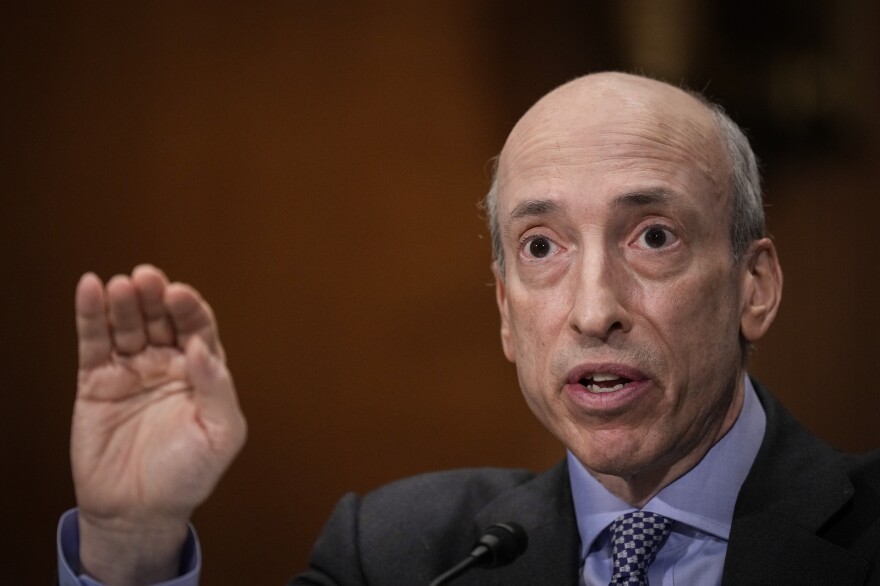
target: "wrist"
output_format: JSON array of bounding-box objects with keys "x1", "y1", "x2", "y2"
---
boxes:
[{"x1": 78, "y1": 512, "x2": 189, "y2": 586}]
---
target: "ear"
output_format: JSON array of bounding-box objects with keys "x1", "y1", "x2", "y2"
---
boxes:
[
  {"x1": 740, "y1": 238, "x2": 783, "y2": 343},
  {"x1": 492, "y1": 262, "x2": 517, "y2": 363}
]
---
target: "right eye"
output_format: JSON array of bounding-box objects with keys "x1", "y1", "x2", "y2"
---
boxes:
[{"x1": 521, "y1": 235, "x2": 558, "y2": 259}]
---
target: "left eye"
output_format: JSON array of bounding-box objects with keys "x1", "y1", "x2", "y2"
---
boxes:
[
  {"x1": 522, "y1": 235, "x2": 559, "y2": 259},
  {"x1": 635, "y1": 225, "x2": 677, "y2": 249}
]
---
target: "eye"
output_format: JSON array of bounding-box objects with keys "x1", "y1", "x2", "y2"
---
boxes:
[
  {"x1": 634, "y1": 224, "x2": 678, "y2": 250},
  {"x1": 521, "y1": 235, "x2": 559, "y2": 259}
]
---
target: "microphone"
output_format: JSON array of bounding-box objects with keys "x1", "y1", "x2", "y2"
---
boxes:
[{"x1": 428, "y1": 522, "x2": 529, "y2": 586}]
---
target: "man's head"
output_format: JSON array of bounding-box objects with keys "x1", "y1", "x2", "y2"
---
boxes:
[{"x1": 488, "y1": 72, "x2": 782, "y2": 505}]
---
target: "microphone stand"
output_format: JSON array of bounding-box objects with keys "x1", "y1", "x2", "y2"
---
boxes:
[{"x1": 427, "y1": 522, "x2": 528, "y2": 586}]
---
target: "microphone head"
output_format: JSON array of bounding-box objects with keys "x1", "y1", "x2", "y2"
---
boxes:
[{"x1": 473, "y1": 522, "x2": 528, "y2": 568}]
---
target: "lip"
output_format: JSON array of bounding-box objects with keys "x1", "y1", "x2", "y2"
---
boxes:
[{"x1": 563, "y1": 362, "x2": 654, "y2": 412}]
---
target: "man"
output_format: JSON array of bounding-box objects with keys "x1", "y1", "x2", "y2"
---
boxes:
[{"x1": 58, "y1": 72, "x2": 880, "y2": 584}]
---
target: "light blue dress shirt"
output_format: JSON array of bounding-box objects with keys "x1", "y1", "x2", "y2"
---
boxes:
[{"x1": 569, "y1": 376, "x2": 767, "y2": 585}]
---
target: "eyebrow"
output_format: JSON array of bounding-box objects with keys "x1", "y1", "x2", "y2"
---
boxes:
[
  {"x1": 507, "y1": 199, "x2": 563, "y2": 224},
  {"x1": 610, "y1": 188, "x2": 676, "y2": 209}
]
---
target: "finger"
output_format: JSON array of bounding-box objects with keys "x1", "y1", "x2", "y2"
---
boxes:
[
  {"x1": 106, "y1": 275, "x2": 149, "y2": 355},
  {"x1": 165, "y1": 282, "x2": 224, "y2": 360},
  {"x1": 131, "y1": 264, "x2": 175, "y2": 346},
  {"x1": 186, "y1": 337, "x2": 247, "y2": 454},
  {"x1": 76, "y1": 273, "x2": 112, "y2": 370}
]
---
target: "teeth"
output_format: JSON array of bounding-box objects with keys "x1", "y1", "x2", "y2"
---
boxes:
[
  {"x1": 587, "y1": 383, "x2": 625, "y2": 393},
  {"x1": 591, "y1": 373, "x2": 619, "y2": 382}
]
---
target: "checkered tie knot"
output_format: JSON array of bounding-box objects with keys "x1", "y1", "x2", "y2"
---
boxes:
[{"x1": 609, "y1": 511, "x2": 673, "y2": 585}]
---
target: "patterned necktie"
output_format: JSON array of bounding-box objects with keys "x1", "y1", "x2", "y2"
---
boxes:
[{"x1": 609, "y1": 511, "x2": 673, "y2": 585}]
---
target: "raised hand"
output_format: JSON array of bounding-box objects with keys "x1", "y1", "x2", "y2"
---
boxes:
[{"x1": 71, "y1": 265, "x2": 247, "y2": 585}]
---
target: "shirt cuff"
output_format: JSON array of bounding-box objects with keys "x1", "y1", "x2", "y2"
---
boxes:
[{"x1": 57, "y1": 508, "x2": 201, "y2": 586}]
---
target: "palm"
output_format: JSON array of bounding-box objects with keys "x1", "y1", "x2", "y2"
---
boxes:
[
  {"x1": 75, "y1": 349, "x2": 212, "y2": 517},
  {"x1": 72, "y1": 266, "x2": 246, "y2": 525}
]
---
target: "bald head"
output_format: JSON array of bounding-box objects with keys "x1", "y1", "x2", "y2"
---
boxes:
[
  {"x1": 502, "y1": 73, "x2": 721, "y2": 168},
  {"x1": 485, "y1": 72, "x2": 764, "y2": 275}
]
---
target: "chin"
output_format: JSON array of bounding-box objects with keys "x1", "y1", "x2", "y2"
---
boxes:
[
  {"x1": 569, "y1": 436, "x2": 666, "y2": 480},
  {"x1": 579, "y1": 455, "x2": 647, "y2": 479}
]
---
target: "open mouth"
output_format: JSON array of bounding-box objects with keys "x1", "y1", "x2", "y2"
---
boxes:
[{"x1": 579, "y1": 373, "x2": 632, "y2": 393}]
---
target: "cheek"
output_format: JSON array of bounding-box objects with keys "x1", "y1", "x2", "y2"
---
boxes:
[
  {"x1": 639, "y1": 267, "x2": 742, "y2": 362},
  {"x1": 505, "y1": 289, "x2": 570, "y2": 390},
  {"x1": 507, "y1": 286, "x2": 569, "y2": 346}
]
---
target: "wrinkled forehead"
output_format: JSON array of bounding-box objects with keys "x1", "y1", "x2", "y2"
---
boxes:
[{"x1": 497, "y1": 75, "x2": 728, "y2": 203}]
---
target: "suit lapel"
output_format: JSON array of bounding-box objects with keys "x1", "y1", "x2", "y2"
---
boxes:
[
  {"x1": 722, "y1": 382, "x2": 868, "y2": 584},
  {"x1": 456, "y1": 460, "x2": 581, "y2": 585}
]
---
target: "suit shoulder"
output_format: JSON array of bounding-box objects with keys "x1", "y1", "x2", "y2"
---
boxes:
[
  {"x1": 814, "y1": 450, "x2": 880, "y2": 574},
  {"x1": 842, "y1": 449, "x2": 880, "y2": 490},
  {"x1": 361, "y1": 467, "x2": 538, "y2": 521},
  {"x1": 299, "y1": 467, "x2": 549, "y2": 584}
]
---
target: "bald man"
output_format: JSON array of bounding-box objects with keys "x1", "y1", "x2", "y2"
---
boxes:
[{"x1": 58, "y1": 73, "x2": 880, "y2": 585}]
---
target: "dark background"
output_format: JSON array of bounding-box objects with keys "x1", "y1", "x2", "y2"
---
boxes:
[{"x1": 3, "y1": 1, "x2": 879, "y2": 583}]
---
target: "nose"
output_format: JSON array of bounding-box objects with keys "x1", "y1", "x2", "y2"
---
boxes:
[{"x1": 568, "y1": 250, "x2": 632, "y2": 340}]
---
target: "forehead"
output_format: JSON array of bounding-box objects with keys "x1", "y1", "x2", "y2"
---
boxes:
[{"x1": 496, "y1": 76, "x2": 728, "y2": 220}]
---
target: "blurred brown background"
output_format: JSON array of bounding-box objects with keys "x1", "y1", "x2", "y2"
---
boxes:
[{"x1": 3, "y1": 1, "x2": 879, "y2": 583}]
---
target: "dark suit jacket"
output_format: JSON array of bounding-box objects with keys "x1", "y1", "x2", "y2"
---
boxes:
[{"x1": 292, "y1": 383, "x2": 880, "y2": 585}]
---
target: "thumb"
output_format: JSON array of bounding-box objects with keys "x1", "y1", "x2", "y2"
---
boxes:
[{"x1": 186, "y1": 336, "x2": 247, "y2": 454}]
